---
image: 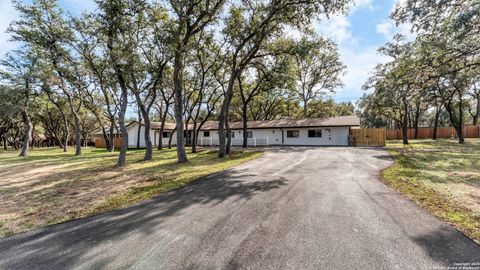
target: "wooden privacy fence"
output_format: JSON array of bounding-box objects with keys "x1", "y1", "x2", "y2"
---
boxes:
[
  {"x1": 386, "y1": 125, "x2": 480, "y2": 140},
  {"x1": 350, "y1": 128, "x2": 386, "y2": 147},
  {"x1": 95, "y1": 138, "x2": 122, "y2": 148}
]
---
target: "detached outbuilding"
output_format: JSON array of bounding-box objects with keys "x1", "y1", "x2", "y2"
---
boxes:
[{"x1": 93, "y1": 115, "x2": 360, "y2": 148}]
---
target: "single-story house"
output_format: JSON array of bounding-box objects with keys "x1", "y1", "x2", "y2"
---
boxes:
[{"x1": 92, "y1": 115, "x2": 360, "y2": 148}]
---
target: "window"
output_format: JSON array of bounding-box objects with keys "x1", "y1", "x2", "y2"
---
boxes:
[
  {"x1": 246, "y1": 131, "x2": 253, "y2": 138},
  {"x1": 308, "y1": 130, "x2": 322, "y2": 138},
  {"x1": 287, "y1": 130, "x2": 299, "y2": 138},
  {"x1": 163, "y1": 132, "x2": 170, "y2": 138},
  {"x1": 203, "y1": 131, "x2": 210, "y2": 137}
]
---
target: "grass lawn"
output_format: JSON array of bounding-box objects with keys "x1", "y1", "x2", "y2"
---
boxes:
[
  {"x1": 384, "y1": 139, "x2": 480, "y2": 244},
  {"x1": 0, "y1": 147, "x2": 261, "y2": 238}
]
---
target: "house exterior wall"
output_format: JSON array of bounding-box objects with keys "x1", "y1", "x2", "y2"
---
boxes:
[
  {"x1": 127, "y1": 123, "x2": 177, "y2": 148},
  {"x1": 282, "y1": 127, "x2": 350, "y2": 146},
  {"x1": 197, "y1": 126, "x2": 350, "y2": 146},
  {"x1": 126, "y1": 122, "x2": 351, "y2": 148}
]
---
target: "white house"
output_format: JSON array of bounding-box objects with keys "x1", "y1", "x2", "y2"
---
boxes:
[{"x1": 93, "y1": 116, "x2": 360, "y2": 148}]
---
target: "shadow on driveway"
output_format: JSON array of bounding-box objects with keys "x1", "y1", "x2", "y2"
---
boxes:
[{"x1": 0, "y1": 169, "x2": 287, "y2": 269}]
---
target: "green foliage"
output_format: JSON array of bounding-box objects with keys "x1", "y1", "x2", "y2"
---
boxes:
[
  {"x1": 291, "y1": 35, "x2": 346, "y2": 117},
  {"x1": 384, "y1": 139, "x2": 480, "y2": 243},
  {"x1": 307, "y1": 99, "x2": 354, "y2": 118}
]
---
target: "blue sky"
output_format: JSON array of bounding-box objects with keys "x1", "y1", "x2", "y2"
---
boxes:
[
  {"x1": 0, "y1": 0, "x2": 410, "y2": 104},
  {"x1": 313, "y1": 0, "x2": 412, "y2": 103}
]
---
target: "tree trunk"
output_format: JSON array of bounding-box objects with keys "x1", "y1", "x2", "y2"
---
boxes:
[
  {"x1": 173, "y1": 47, "x2": 188, "y2": 163},
  {"x1": 413, "y1": 105, "x2": 420, "y2": 139},
  {"x1": 433, "y1": 105, "x2": 441, "y2": 140},
  {"x1": 455, "y1": 123, "x2": 465, "y2": 144},
  {"x1": 55, "y1": 108, "x2": 68, "y2": 152},
  {"x1": 157, "y1": 107, "x2": 169, "y2": 150},
  {"x1": 191, "y1": 121, "x2": 197, "y2": 153},
  {"x1": 19, "y1": 96, "x2": 32, "y2": 157},
  {"x1": 73, "y1": 112, "x2": 82, "y2": 156},
  {"x1": 218, "y1": 74, "x2": 236, "y2": 158},
  {"x1": 133, "y1": 90, "x2": 153, "y2": 160},
  {"x1": 242, "y1": 103, "x2": 248, "y2": 148},
  {"x1": 303, "y1": 99, "x2": 308, "y2": 118},
  {"x1": 226, "y1": 121, "x2": 231, "y2": 155},
  {"x1": 31, "y1": 122, "x2": 36, "y2": 149},
  {"x1": 136, "y1": 110, "x2": 142, "y2": 149},
  {"x1": 100, "y1": 127, "x2": 111, "y2": 151},
  {"x1": 413, "y1": 120, "x2": 419, "y2": 139},
  {"x1": 143, "y1": 117, "x2": 153, "y2": 160},
  {"x1": 3, "y1": 137, "x2": 7, "y2": 150},
  {"x1": 65, "y1": 96, "x2": 82, "y2": 156},
  {"x1": 62, "y1": 128, "x2": 68, "y2": 152},
  {"x1": 168, "y1": 128, "x2": 175, "y2": 149},
  {"x1": 47, "y1": 92, "x2": 68, "y2": 152},
  {"x1": 117, "y1": 90, "x2": 129, "y2": 167},
  {"x1": 457, "y1": 93, "x2": 465, "y2": 144},
  {"x1": 184, "y1": 120, "x2": 190, "y2": 146},
  {"x1": 158, "y1": 131, "x2": 163, "y2": 150},
  {"x1": 402, "y1": 97, "x2": 409, "y2": 145},
  {"x1": 108, "y1": 122, "x2": 115, "y2": 152}
]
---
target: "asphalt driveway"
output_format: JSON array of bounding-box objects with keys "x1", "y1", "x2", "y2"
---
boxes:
[{"x1": 0, "y1": 147, "x2": 479, "y2": 269}]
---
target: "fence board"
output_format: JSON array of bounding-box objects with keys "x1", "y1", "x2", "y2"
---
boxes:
[
  {"x1": 350, "y1": 128, "x2": 386, "y2": 146},
  {"x1": 386, "y1": 125, "x2": 480, "y2": 140},
  {"x1": 95, "y1": 138, "x2": 122, "y2": 148}
]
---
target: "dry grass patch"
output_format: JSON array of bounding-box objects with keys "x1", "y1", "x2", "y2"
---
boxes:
[
  {"x1": 0, "y1": 147, "x2": 261, "y2": 237},
  {"x1": 384, "y1": 139, "x2": 480, "y2": 244}
]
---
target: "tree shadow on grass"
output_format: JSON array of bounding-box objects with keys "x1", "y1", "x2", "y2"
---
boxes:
[{"x1": 0, "y1": 169, "x2": 287, "y2": 270}]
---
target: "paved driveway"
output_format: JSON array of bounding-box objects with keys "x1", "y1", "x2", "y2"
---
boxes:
[{"x1": 0, "y1": 147, "x2": 479, "y2": 269}]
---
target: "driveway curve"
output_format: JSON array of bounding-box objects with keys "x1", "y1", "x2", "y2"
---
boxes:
[{"x1": 0, "y1": 147, "x2": 478, "y2": 269}]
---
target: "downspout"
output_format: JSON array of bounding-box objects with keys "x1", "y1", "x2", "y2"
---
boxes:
[{"x1": 280, "y1": 128, "x2": 284, "y2": 145}]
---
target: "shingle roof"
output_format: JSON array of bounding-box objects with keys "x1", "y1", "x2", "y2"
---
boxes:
[
  {"x1": 92, "y1": 116, "x2": 359, "y2": 135},
  {"x1": 227, "y1": 116, "x2": 360, "y2": 129},
  {"x1": 152, "y1": 115, "x2": 360, "y2": 131},
  {"x1": 149, "y1": 122, "x2": 178, "y2": 130}
]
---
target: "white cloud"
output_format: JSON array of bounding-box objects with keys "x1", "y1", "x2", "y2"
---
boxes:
[
  {"x1": 375, "y1": 20, "x2": 415, "y2": 41},
  {"x1": 351, "y1": 0, "x2": 374, "y2": 12},
  {"x1": 316, "y1": 14, "x2": 354, "y2": 44},
  {"x1": 315, "y1": 0, "x2": 376, "y2": 45},
  {"x1": 375, "y1": 0, "x2": 415, "y2": 41},
  {"x1": 376, "y1": 21, "x2": 392, "y2": 38},
  {"x1": 314, "y1": 0, "x2": 402, "y2": 102},
  {"x1": 334, "y1": 46, "x2": 391, "y2": 101}
]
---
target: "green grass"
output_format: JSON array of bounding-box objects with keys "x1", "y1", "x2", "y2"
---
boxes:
[
  {"x1": 0, "y1": 147, "x2": 262, "y2": 238},
  {"x1": 383, "y1": 139, "x2": 480, "y2": 244}
]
